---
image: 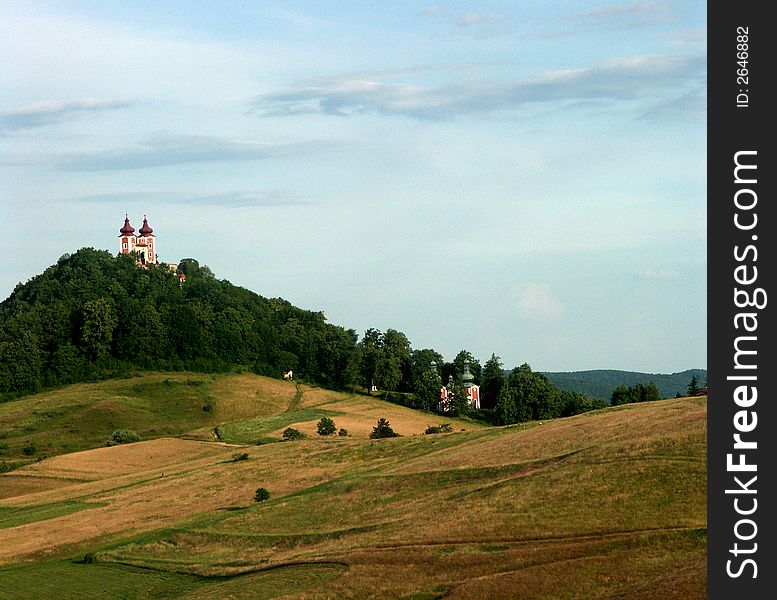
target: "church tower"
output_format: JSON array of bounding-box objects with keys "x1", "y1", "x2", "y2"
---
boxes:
[
  {"x1": 118, "y1": 214, "x2": 157, "y2": 265},
  {"x1": 135, "y1": 215, "x2": 156, "y2": 265},
  {"x1": 119, "y1": 215, "x2": 136, "y2": 256}
]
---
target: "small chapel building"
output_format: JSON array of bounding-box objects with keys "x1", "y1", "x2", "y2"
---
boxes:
[{"x1": 438, "y1": 361, "x2": 481, "y2": 412}]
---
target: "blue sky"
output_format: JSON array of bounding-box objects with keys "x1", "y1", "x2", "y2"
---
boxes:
[{"x1": 0, "y1": 0, "x2": 706, "y2": 373}]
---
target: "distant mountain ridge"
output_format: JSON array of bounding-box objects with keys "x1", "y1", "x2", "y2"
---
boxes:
[{"x1": 540, "y1": 369, "x2": 707, "y2": 401}]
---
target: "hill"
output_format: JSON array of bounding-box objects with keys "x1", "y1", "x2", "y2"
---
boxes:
[
  {"x1": 0, "y1": 248, "x2": 360, "y2": 400},
  {"x1": 0, "y1": 374, "x2": 706, "y2": 599},
  {"x1": 542, "y1": 368, "x2": 707, "y2": 400},
  {"x1": 0, "y1": 372, "x2": 479, "y2": 468}
]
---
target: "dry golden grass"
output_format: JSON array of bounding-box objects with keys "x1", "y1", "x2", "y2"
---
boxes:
[
  {"x1": 280, "y1": 393, "x2": 483, "y2": 439},
  {"x1": 208, "y1": 375, "x2": 297, "y2": 419},
  {"x1": 0, "y1": 377, "x2": 706, "y2": 599}
]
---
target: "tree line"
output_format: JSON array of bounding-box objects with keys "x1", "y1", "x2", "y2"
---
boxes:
[{"x1": 0, "y1": 248, "x2": 608, "y2": 424}]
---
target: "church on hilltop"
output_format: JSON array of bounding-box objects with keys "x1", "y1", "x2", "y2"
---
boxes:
[
  {"x1": 119, "y1": 214, "x2": 157, "y2": 265},
  {"x1": 118, "y1": 215, "x2": 186, "y2": 283}
]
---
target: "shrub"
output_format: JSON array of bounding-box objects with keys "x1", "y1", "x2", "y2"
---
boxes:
[
  {"x1": 282, "y1": 427, "x2": 305, "y2": 441},
  {"x1": 369, "y1": 418, "x2": 399, "y2": 439},
  {"x1": 106, "y1": 429, "x2": 142, "y2": 446},
  {"x1": 230, "y1": 452, "x2": 249, "y2": 462},
  {"x1": 338, "y1": 428, "x2": 349, "y2": 437},
  {"x1": 317, "y1": 417, "x2": 337, "y2": 436},
  {"x1": 81, "y1": 552, "x2": 98, "y2": 564},
  {"x1": 254, "y1": 487, "x2": 270, "y2": 502},
  {"x1": 22, "y1": 442, "x2": 37, "y2": 456}
]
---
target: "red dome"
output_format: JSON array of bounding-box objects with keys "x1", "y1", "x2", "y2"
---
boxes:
[
  {"x1": 119, "y1": 215, "x2": 135, "y2": 235},
  {"x1": 139, "y1": 216, "x2": 154, "y2": 236}
]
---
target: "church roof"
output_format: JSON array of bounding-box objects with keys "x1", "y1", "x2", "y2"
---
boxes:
[
  {"x1": 139, "y1": 216, "x2": 154, "y2": 236},
  {"x1": 119, "y1": 215, "x2": 135, "y2": 235}
]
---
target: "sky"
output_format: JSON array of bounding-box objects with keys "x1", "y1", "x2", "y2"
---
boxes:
[{"x1": 0, "y1": 0, "x2": 706, "y2": 374}]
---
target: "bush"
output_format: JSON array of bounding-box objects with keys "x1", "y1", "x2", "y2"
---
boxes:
[
  {"x1": 106, "y1": 429, "x2": 142, "y2": 446},
  {"x1": 424, "y1": 423, "x2": 453, "y2": 435},
  {"x1": 254, "y1": 487, "x2": 270, "y2": 502},
  {"x1": 282, "y1": 427, "x2": 305, "y2": 441},
  {"x1": 317, "y1": 417, "x2": 337, "y2": 436},
  {"x1": 22, "y1": 442, "x2": 37, "y2": 456},
  {"x1": 369, "y1": 418, "x2": 399, "y2": 439},
  {"x1": 230, "y1": 452, "x2": 249, "y2": 462},
  {"x1": 81, "y1": 552, "x2": 97, "y2": 564},
  {"x1": 338, "y1": 428, "x2": 349, "y2": 437}
]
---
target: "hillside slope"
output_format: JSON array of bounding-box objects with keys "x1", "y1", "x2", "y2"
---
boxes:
[
  {"x1": 0, "y1": 383, "x2": 706, "y2": 599},
  {"x1": 0, "y1": 372, "x2": 479, "y2": 469}
]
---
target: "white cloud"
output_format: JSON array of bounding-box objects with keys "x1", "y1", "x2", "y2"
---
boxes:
[
  {"x1": 45, "y1": 134, "x2": 328, "y2": 171},
  {"x1": 0, "y1": 98, "x2": 138, "y2": 131},
  {"x1": 565, "y1": 0, "x2": 675, "y2": 28},
  {"x1": 250, "y1": 55, "x2": 705, "y2": 120},
  {"x1": 515, "y1": 283, "x2": 565, "y2": 319}
]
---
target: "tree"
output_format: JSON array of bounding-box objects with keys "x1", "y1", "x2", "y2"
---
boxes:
[
  {"x1": 687, "y1": 375, "x2": 700, "y2": 396},
  {"x1": 80, "y1": 298, "x2": 117, "y2": 361},
  {"x1": 410, "y1": 348, "x2": 445, "y2": 387},
  {"x1": 446, "y1": 378, "x2": 470, "y2": 417},
  {"x1": 370, "y1": 418, "x2": 399, "y2": 439},
  {"x1": 254, "y1": 487, "x2": 270, "y2": 502},
  {"x1": 611, "y1": 384, "x2": 632, "y2": 406},
  {"x1": 480, "y1": 354, "x2": 505, "y2": 410},
  {"x1": 282, "y1": 427, "x2": 305, "y2": 441},
  {"x1": 317, "y1": 417, "x2": 337, "y2": 436},
  {"x1": 640, "y1": 382, "x2": 661, "y2": 402},
  {"x1": 413, "y1": 369, "x2": 442, "y2": 412},
  {"x1": 495, "y1": 381, "x2": 517, "y2": 425},
  {"x1": 359, "y1": 328, "x2": 383, "y2": 391},
  {"x1": 381, "y1": 329, "x2": 413, "y2": 391},
  {"x1": 452, "y1": 350, "x2": 481, "y2": 384}
]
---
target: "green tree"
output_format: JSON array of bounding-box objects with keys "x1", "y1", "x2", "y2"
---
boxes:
[
  {"x1": 495, "y1": 381, "x2": 516, "y2": 425},
  {"x1": 80, "y1": 298, "x2": 118, "y2": 361},
  {"x1": 282, "y1": 427, "x2": 305, "y2": 441},
  {"x1": 413, "y1": 369, "x2": 443, "y2": 412},
  {"x1": 381, "y1": 329, "x2": 413, "y2": 391},
  {"x1": 640, "y1": 382, "x2": 661, "y2": 402},
  {"x1": 446, "y1": 378, "x2": 470, "y2": 417},
  {"x1": 611, "y1": 384, "x2": 632, "y2": 406},
  {"x1": 359, "y1": 328, "x2": 383, "y2": 391},
  {"x1": 317, "y1": 417, "x2": 337, "y2": 436},
  {"x1": 410, "y1": 348, "x2": 445, "y2": 387},
  {"x1": 452, "y1": 350, "x2": 481, "y2": 384},
  {"x1": 687, "y1": 375, "x2": 700, "y2": 396},
  {"x1": 370, "y1": 418, "x2": 399, "y2": 439},
  {"x1": 480, "y1": 353, "x2": 505, "y2": 410}
]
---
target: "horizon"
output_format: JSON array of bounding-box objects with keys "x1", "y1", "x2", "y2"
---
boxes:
[{"x1": 1, "y1": 1, "x2": 706, "y2": 374}]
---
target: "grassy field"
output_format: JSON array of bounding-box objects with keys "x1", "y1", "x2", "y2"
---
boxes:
[{"x1": 0, "y1": 374, "x2": 706, "y2": 598}]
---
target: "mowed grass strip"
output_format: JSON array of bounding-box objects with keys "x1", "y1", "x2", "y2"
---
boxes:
[
  {"x1": 0, "y1": 500, "x2": 104, "y2": 530},
  {"x1": 216, "y1": 408, "x2": 343, "y2": 444},
  {"x1": 0, "y1": 560, "x2": 202, "y2": 600}
]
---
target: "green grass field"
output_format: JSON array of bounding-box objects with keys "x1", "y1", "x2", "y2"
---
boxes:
[{"x1": 0, "y1": 373, "x2": 706, "y2": 598}]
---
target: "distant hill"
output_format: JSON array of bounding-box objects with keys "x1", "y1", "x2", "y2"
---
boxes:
[{"x1": 541, "y1": 369, "x2": 707, "y2": 401}]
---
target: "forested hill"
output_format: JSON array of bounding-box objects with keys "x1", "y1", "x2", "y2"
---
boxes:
[
  {"x1": 0, "y1": 248, "x2": 359, "y2": 398},
  {"x1": 542, "y1": 369, "x2": 707, "y2": 401}
]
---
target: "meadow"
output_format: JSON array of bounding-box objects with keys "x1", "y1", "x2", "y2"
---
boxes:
[{"x1": 0, "y1": 373, "x2": 706, "y2": 599}]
